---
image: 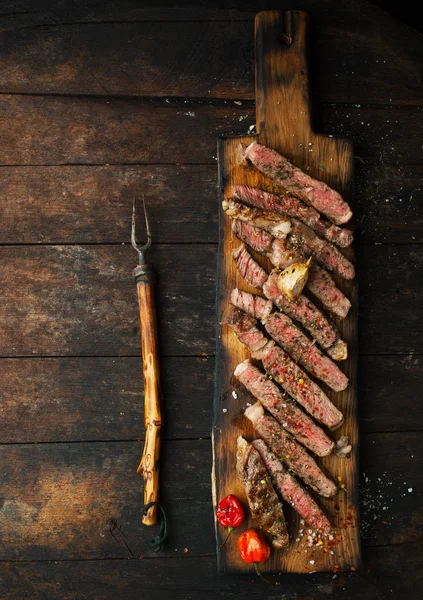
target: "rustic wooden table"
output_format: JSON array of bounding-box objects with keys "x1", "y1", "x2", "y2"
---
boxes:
[{"x1": 0, "y1": 1, "x2": 421, "y2": 598}]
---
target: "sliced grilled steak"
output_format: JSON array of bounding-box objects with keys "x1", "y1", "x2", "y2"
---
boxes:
[
  {"x1": 230, "y1": 288, "x2": 273, "y2": 320},
  {"x1": 264, "y1": 312, "x2": 349, "y2": 392},
  {"x1": 231, "y1": 221, "x2": 351, "y2": 319},
  {"x1": 267, "y1": 237, "x2": 302, "y2": 269},
  {"x1": 233, "y1": 184, "x2": 353, "y2": 248},
  {"x1": 236, "y1": 436, "x2": 289, "y2": 548},
  {"x1": 231, "y1": 219, "x2": 273, "y2": 253},
  {"x1": 268, "y1": 238, "x2": 351, "y2": 319},
  {"x1": 307, "y1": 265, "x2": 351, "y2": 320},
  {"x1": 243, "y1": 141, "x2": 352, "y2": 225},
  {"x1": 224, "y1": 308, "x2": 343, "y2": 430},
  {"x1": 225, "y1": 198, "x2": 354, "y2": 280},
  {"x1": 232, "y1": 243, "x2": 347, "y2": 358},
  {"x1": 234, "y1": 360, "x2": 334, "y2": 456},
  {"x1": 252, "y1": 439, "x2": 332, "y2": 535},
  {"x1": 261, "y1": 344, "x2": 344, "y2": 430},
  {"x1": 222, "y1": 306, "x2": 274, "y2": 360},
  {"x1": 264, "y1": 271, "x2": 348, "y2": 360},
  {"x1": 223, "y1": 199, "x2": 291, "y2": 238},
  {"x1": 232, "y1": 243, "x2": 268, "y2": 289},
  {"x1": 290, "y1": 219, "x2": 355, "y2": 280},
  {"x1": 245, "y1": 404, "x2": 337, "y2": 498}
]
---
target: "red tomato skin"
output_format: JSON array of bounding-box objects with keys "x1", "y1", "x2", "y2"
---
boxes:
[
  {"x1": 237, "y1": 529, "x2": 271, "y2": 564},
  {"x1": 217, "y1": 495, "x2": 245, "y2": 529}
]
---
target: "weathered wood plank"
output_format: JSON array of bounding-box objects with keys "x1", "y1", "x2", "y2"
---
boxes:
[
  {"x1": 0, "y1": 164, "x2": 421, "y2": 245},
  {"x1": 0, "y1": 96, "x2": 422, "y2": 166},
  {"x1": 0, "y1": 543, "x2": 422, "y2": 600},
  {"x1": 0, "y1": 354, "x2": 420, "y2": 444},
  {"x1": 0, "y1": 245, "x2": 216, "y2": 357},
  {"x1": 0, "y1": 440, "x2": 214, "y2": 560},
  {"x1": 355, "y1": 163, "x2": 423, "y2": 244},
  {"x1": 358, "y1": 355, "x2": 423, "y2": 433},
  {"x1": 0, "y1": 357, "x2": 213, "y2": 443},
  {"x1": 0, "y1": 165, "x2": 219, "y2": 244},
  {"x1": 357, "y1": 244, "x2": 422, "y2": 354},
  {"x1": 360, "y1": 432, "x2": 422, "y2": 547},
  {"x1": 0, "y1": 244, "x2": 421, "y2": 357},
  {"x1": 0, "y1": 3, "x2": 421, "y2": 104},
  {"x1": 0, "y1": 352, "x2": 420, "y2": 444},
  {"x1": 0, "y1": 433, "x2": 420, "y2": 561},
  {"x1": 213, "y1": 9, "x2": 359, "y2": 575}
]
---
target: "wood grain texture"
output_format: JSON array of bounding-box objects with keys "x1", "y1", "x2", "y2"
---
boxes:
[
  {"x1": 0, "y1": 0, "x2": 421, "y2": 597},
  {"x1": 0, "y1": 1, "x2": 421, "y2": 104},
  {"x1": 0, "y1": 245, "x2": 216, "y2": 357},
  {"x1": 0, "y1": 440, "x2": 214, "y2": 561},
  {"x1": 0, "y1": 165, "x2": 219, "y2": 244},
  {"x1": 0, "y1": 244, "x2": 420, "y2": 358},
  {"x1": 213, "y1": 10, "x2": 359, "y2": 574},
  {"x1": 0, "y1": 164, "x2": 421, "y2": 245},
  {"x1": 135, "y1": 276, "x2": 162, "y2": 525},
  {"x1": 0, "y1": 357, "x2": 214, "y2": 442},
  {"x1": 0, "y1": 434, "x2": 420, "y2": 561},
  {"x1": 0, "y1": 96, "x2": 422, "y2": 166},
  {"x1": 0, "y1": 542, "x2": 422, "y2": 600},
  {"x1": 0, "y1": 355, "x2": 420, "y2": 445}
]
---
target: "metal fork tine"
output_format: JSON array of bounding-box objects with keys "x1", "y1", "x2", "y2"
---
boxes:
[
  {"x1": 132, "y1": 195, "x2": 152, "y2": 262},
  {"x1": 142, "y1": 195, "x2": 152, "y2": 249}
]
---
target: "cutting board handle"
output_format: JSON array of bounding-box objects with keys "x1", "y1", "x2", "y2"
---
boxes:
[{"x1": 255, "y1": 10, "x2": 312, "y2": 154}]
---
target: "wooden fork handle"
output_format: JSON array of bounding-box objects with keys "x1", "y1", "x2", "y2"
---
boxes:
[{"x1": 134, "y1": 264, "x2": 162, "y2": 526}]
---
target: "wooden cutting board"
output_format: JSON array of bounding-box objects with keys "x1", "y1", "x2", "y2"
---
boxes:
[{"x1": 212, "y1": 9, "x2": 360, "y2": 575}]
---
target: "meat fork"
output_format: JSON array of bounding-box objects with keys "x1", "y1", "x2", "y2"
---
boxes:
[{"x1": 132, "y1": 197, "x2": 163, "y2": 528}]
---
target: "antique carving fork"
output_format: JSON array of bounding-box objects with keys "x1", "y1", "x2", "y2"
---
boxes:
[{"x1": 131, "y1": 197, "x2": 164, "y2": 535}]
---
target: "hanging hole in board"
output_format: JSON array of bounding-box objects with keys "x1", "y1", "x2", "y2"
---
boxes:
[{"x1": 278, "y1": 32, "x2": 292, "y2": 46}]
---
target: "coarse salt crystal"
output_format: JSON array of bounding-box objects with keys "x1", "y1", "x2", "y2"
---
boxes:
[
  {"x1": 408, "y1": 488, "x2": 413, "y2": 493},
  {"x1": 309, "y1": 560, "x2": 315, "y2": 565},
  {"x1": 232, "y1": 391, "x2": 238, "y2": 399},
  {"x1": 222, "y1": 408, "x2": 227, "y2": 413}
]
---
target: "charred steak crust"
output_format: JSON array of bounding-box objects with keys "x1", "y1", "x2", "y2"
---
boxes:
[{"x1": 236, "y1": 436, "x2": 289, "y2": 548}]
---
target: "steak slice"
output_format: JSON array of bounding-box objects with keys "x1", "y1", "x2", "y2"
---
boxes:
[
  {"x1": 225, "y1": 198, "x2": 354, "y2": 280},
  {"x1": 232, "y1": 243, "x2": 268, "y2": 289},
  {"x1": 236, "y1": 436, "x2": 289, "y2": 548},
  {"x1": 230, "y1": 288, "x2": 273, "y2": 321},
  {"x1": 243, "y1": 141, "x2": 352, "y2": 225},
  {"x1": 307, "y1": 265, "x2": 351, "y2": 320},
  {"x1": 245, "y1": 403, "x2": 337, "y2": 498},
  {"x1": 234, "y1": 360, "x2": 334, "y2": 456},
  {"x1": 223, "y1": 199, "x2": 291, "y2": 238},
  {"x1": 231, "y1": 219, "x2": 273, "y2": 253},
  {"x1": 261, "y1": 344, "x2": 344, "y2": 430},
  {"x1": 252, "y1": 439, "x2": 332, "y2": 535},
  {"x1": 264, "y1": 271, "x2": 348, "y2": 360},
  {"x1": 232, "y1": 223, "x2": 350, "y2": 319},
  {"x1": 290, "y1": 219, "x2": 355, "y2": 280},
  {"x1": 270, "y1": 239, "x2": 351, "y2": 319},
  {"x1": 224, "y1": 307, "x2": 343, "y2": 430},
  {"x1": 264, "y1": 312, "x2": 349, "y2": 392},
  {"x1": 222, "y1": 306, "x2": 274, "y2": 360},
  {"x1": 232, "y1": 243, "x2": 347, "y2": 359},
  {"x1": 233, "y1": 184, "x2": 353, "y2": 248}
]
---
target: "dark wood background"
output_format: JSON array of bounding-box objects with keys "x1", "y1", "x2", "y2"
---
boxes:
[{"x1": 0, "y1": 0, "x2": 421, "y2": 597}]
